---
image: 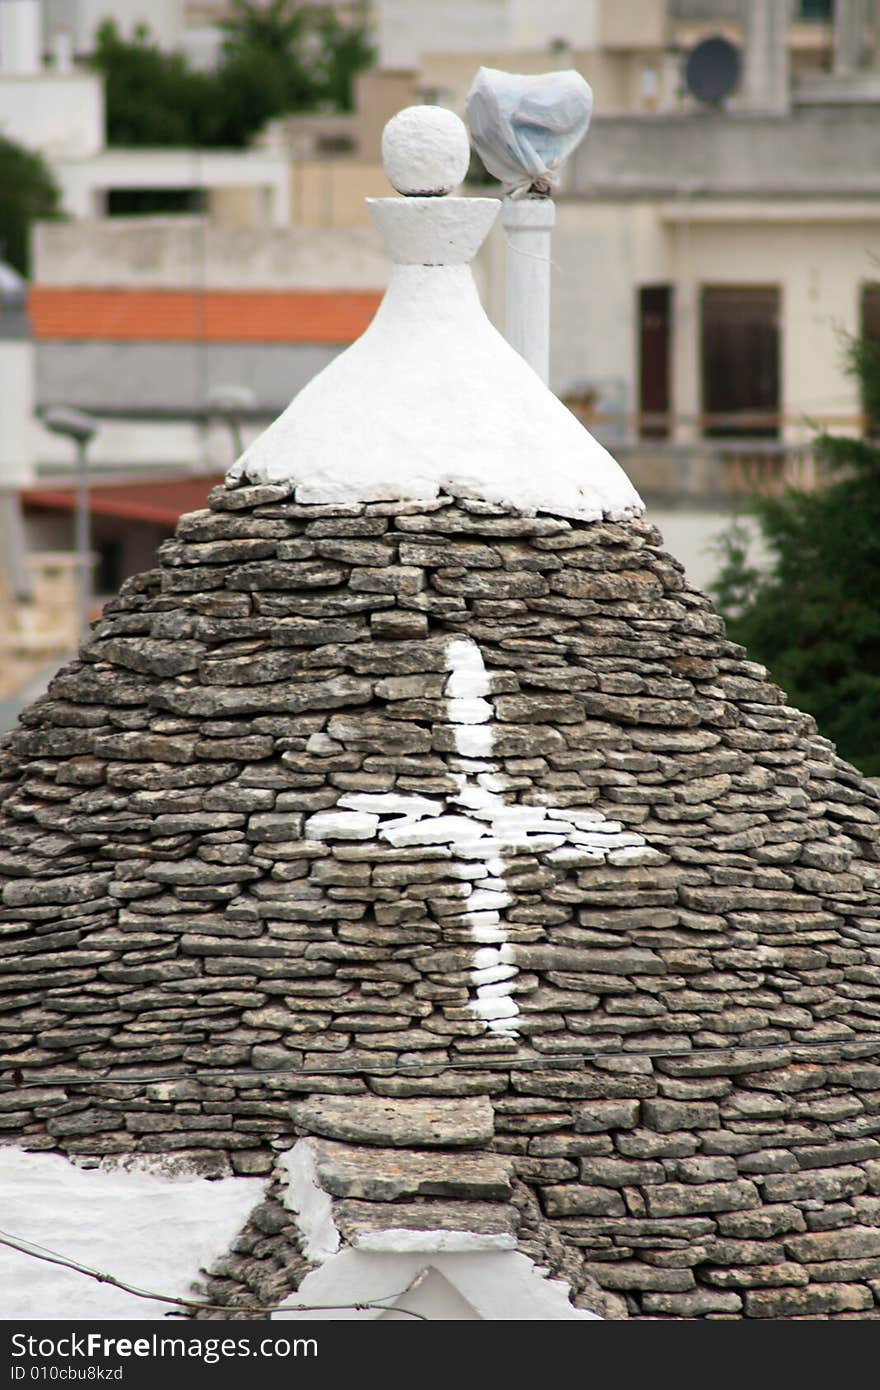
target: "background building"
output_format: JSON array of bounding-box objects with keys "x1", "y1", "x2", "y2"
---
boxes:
[{"x1": 1, "y1": 0, "x2": 879, "y2": 669}]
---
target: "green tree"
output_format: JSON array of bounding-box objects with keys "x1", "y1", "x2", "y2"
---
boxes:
[
  {"x1": 91, "y1": 7, "x2": 374, "y2": 149},
  {"x1": 210, "y1": 41, "x2": 289, "y2": 146},
  {"x1": 710, "y1": 338, "x2": 880, "y2": 774},
  {"x1": 311, "y1": 8, "x2": 375, "y2": 112},
  {"x1": 219, "y1": 0, "x2": 321, "y2": 112},
  {"x1": 0, "y1": 136, "x2": 61, "y2": 276},
  {"x1": 90, "y1": 20, "x2": 219, "y2": 146}
]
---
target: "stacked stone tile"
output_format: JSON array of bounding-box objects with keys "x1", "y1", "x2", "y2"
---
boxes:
[{"x1": 2, "y1": 479, "x2": 880, "y2": 1318}]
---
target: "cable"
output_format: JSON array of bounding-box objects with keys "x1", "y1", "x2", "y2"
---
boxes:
[
  {"x1": 0, "y1": 1230, "x2": 427, "y2": 1321},
  {"x1": 502, "y1": 232, "x2": 562, "y2": 273}
]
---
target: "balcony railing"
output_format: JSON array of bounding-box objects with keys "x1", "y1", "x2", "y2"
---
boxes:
[
  {"x1": 719, "y1": 445, "x2": 827, "y2": 497},
  {"x1": 561, "y1": 400, "x2": 868, "y2": 503}
]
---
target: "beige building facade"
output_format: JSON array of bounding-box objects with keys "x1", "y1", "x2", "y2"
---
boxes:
[
  {"x1": 5, "y1": 0, "x2": 880, "y2": 598},
  {"x1": 351, "y1": 0, "x2": 880, "y2": 574}
]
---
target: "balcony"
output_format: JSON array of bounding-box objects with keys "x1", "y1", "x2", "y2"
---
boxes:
[{"x1": 563, "y1": 399, "x2": 854, "y2": 506}]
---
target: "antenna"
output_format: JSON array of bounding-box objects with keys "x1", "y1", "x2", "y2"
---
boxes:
[{"x1": 684, "y1": 35, "x2": 741, "y2": 106}]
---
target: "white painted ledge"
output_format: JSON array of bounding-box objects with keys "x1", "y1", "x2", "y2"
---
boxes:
[
  {"x1": 274, "y1": 1247, "x2": 600, "y2": 1321},
  {"x1": 0, "y1": 1147, "x2": 264, "y2": 1319}
]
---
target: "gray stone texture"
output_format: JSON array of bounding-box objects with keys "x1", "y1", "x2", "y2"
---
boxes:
[{"x1": 2, "y1": 485, "x2": 880, "y2": 1319}]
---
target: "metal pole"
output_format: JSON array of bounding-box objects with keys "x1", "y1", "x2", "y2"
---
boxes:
[
  {"x1": 75, "y1": 436, "x2": 91, "y2": 640},
  {"x1": 230, "y1": 415, "x2": 244, "y2": 460},
  {"x1": 501, "y1": 197, "x2": 556, "y2": 385}
]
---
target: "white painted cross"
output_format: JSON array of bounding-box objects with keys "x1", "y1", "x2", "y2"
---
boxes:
[{"x1": 307, "y1": 638, "x2": 656, "y2": 1038}]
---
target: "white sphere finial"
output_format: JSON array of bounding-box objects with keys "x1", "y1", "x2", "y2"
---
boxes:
[{"x1": 381, "y1": 105, "x2": 470, "y2": 197}]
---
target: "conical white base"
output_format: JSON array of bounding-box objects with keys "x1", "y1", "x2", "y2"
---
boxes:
[{"x1": 228, "y1": 195, "x2": 643, "y2": 523}]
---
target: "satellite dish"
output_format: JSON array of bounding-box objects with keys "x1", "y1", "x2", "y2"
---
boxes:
[{"x1": 685, "y1": 35, "x2": 741, "y2": 106}]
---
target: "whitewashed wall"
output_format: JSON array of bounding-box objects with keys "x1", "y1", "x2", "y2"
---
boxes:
[{"x1": 0, "y1": 1147, "x2": 263, "y2": 1320}]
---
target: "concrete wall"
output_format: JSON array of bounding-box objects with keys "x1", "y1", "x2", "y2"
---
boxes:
[
  {"x1": 32, "y1": 417, "x2": 230, "y2": 474},
  {"x1": 509, "y1": 0, "x2": 602, "y2": 49},
  {"x1": 376, "y1": 0, "x2": 602, "y2": 67},
  {"x1": 0, "y1": 0, "x2": 40, "y2": 73},
  {"x1": 599, "y1": 0, "x2": 668, "y2": 48},
  {"x1": 0, "y1": 341, "x2": 35, "y2": 487},
  {"x1": 671, "y1": 0, "x2": 741, "y2": 17},
  {"x1": 571, "y1": 107, "x2": 880, "y2": 196},
  {"x1": 354, "y1": 70, "x2": 425, "y2": 162},
  {"x1": 36, "y1": 341, "x2": 342, "y2": 414},
  {"x1": 53, "y1": 148, "x2": 291, "y2": 223},
  {"x1": 0, "y1": 73, "x2": 103, "y2": 157},
  {"x1": 33, "y1": 220, "x2": 389, "y2": 291},
  {"x1": 293, "y1": 161, "x2": 391, "y2": 229},
  {"x1": 73, "y1": 0, "x2": 183, "y2": 52}
]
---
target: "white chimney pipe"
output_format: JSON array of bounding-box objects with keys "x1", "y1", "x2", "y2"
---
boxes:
[
  {"x1": 466, "y1": 67, "x2": 592, "y2": 388},
  {"x1": 501, "y1": 198, "x2": 556, "y2": 386},
  {"x1": 0, "y1": 0, "x2": 41, "y2": 76},
  {"x1": 53, "y1": 29, "x2": 73, "y2": 75}
]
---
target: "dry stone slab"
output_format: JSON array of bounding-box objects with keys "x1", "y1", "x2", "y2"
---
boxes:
[
  {"x1": 290, "y1": 1095, "x2": 495, "y2": 1147},
  {"x1": 743, "y1": 1284, "x2": 874, "y2": 1317},
  {"x1": 336, "y1": 1199, "x2": 517, "y2": 1246},
  {"x1": 309, "y1": 1140, "x2": 512, "y2": 1201},
  {"x1": 642, "y1": 1289, "x2": 743, "y2": 1315},
  {"x1": 644, "y1": 1181, "x2": 761, "y2": 1218}
]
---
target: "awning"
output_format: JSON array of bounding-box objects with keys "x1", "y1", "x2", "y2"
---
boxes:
[{"x1": 21, "y1": 474, "x2": 225, "y2": 527}]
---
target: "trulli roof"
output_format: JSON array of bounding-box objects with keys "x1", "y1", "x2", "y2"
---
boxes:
[{"x1": 1, "y1": 109, "x2": 879, "y2": 1322}]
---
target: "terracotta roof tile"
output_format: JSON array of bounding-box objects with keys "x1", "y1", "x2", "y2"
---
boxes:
[
  {"x1": 28, "y1": 288, "x2": 382, "y2": 344},
  {"x1": 22, "y1": 475, "x2": 224, "y2": 526}
]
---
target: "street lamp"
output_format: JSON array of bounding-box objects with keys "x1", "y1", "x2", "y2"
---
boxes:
[{"x1": 42, "y1": 406, "x2": 98, "y2": 642}]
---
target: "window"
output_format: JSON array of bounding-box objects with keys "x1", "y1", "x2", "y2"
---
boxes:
[
  {"x1": 798, "y1": 0, "x2": 833, "y2": 21},
  {"x1": 861, "y1": 283, "x2": 880, "y2": 341},
  {"x1": 95, "y1": 538, "x2": 123, "y2": 595},
  {"x1": 638, "y1": 286, "x2": 672, "y2": 439},
  {"x1": 701, "y1": 286, "x2": 780, "y2": 438},
  {"x1": 106, "y1": 188, "x2": 206, "y2": 216},
  {"x1": 316, "y1": 134, "x2": 356, "y2": 155}
]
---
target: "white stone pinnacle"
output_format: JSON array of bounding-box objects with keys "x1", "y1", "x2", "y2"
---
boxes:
[
  {"x1": 381, "y1": 105, "x2": 470, "y2": 196},
  {"x1": 227, "y1": 104, "x2": 643, "y2": 523}
]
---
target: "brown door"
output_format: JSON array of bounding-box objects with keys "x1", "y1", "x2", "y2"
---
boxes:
[
  {"x1": 862, "y1": 283, "x2": 880, "y2": 435},
  {"x1": 701, "y1": 285, "x2": 780, "y2": 438},
  {"x1": 638, "y1": 285, "x2": 672, "y2": 439}
]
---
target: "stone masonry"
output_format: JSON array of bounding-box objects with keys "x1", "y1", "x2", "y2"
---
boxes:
[{"x1": 2, "y1": 480, "x2": 880, "y2": 1318}]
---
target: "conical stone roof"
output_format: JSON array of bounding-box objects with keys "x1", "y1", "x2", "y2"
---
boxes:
[
  {"x1": 2, "y1": 487, "x2": 880, "y2": 1318},
  {"x1": 2, "y1": 109, "x2": 880, "y2": 1321}
]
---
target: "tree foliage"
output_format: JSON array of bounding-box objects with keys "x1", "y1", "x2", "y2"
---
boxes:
[
  {"x1": 0, "y1": 136, "x2": 61, "y2": 276},
  {"x1": 90, "y1": 3, "x2": 374, "y2": 149},
  {"x1": 710, "y1": 338, "x2": 880, "y2": 774},
  {"x1": 308, "y1": 9, "x2": 375, "y2": 112},
  {"x1": 219, "y1": 0, "x2": 321, "y2": 112}
]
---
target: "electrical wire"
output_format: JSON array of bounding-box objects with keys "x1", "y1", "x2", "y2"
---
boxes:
[{"x1": 0, "y1": 1229, "x2": 427, "y2": 1321}]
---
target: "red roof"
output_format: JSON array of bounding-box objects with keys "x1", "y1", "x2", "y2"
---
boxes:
[
  {"x1": 22, "y1": 475, "x2": 225, "y2": 527},
  {"x1": 29, "y1": 288, "x2": 383, "y2": 343}
]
